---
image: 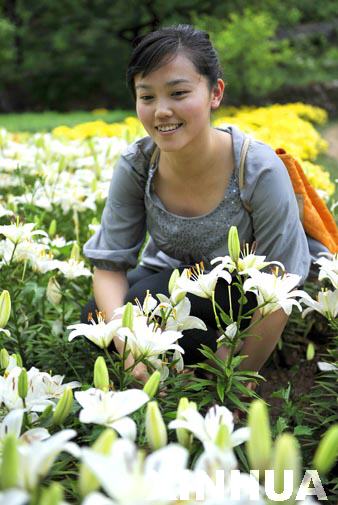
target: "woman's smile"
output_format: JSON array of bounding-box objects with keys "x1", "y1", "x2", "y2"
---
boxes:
[{"x1": 155, "y1": 123, "x2": 183, "y2": 134}]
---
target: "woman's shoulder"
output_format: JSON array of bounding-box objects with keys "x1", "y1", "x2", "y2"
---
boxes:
[
  {"x1": 229, "y1": 125, "x2": 290, "y2": 202},
  {"x1": 121, "y1": 135, "x2": 156, "y2": 175}
]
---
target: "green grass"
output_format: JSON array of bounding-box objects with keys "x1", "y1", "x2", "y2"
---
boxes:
[{"x1": 0, "y1": 109, "x2": 134, "y2": 133}]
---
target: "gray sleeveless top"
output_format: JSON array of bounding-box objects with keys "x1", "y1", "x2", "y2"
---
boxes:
[
  {"x1": 84, "y1": 125, "x2": 311, "y2": 282},
  {"x1": 143, "y1": 152, "x2": 247, "y2": 268}
]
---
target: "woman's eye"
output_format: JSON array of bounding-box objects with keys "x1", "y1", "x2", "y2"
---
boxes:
[
  {"x1": 172, "y1": 91, "x2": 188, "y2": 97},
  {"x1": 140, "y1": 95, "x2": 153, "y2": 101}
]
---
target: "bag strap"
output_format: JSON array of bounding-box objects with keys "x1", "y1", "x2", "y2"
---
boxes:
[
  {"x1": 239, "y1": 136, "x2": 252, "y2": 212},
  {"x1": 239, "y1": 137, "x2": 251, "y2": 190},
  {"x1": 150, "y1": 145, "x2": 160, "y2": 167}
]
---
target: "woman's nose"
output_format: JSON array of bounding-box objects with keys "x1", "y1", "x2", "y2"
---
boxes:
[{"x1": 154, "y1": 100, "x2": 173, "y2": 119}]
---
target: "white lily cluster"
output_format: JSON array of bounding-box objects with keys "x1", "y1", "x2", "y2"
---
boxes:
[
  {"x1": 0, "y1": 220, "x2": 92, "y2": 278},
  {"x1": 301, "y1": 253, "x2": 338, "y2": 320},
  {"x1": 0, "y1": 130, "x2": 128, "y2": 214},
  {"x1": 68, "y1": 287, "x2": 206, "y2": 378},
  {"x1": 171, "y1": 256, "x2": 308, "y2": 318},
  {"x1": 80, "y1": 402, "x2": 264, "y2": 505},
  {"x1": 0, "y1": 364, "x2": 80, "y2": 412}
]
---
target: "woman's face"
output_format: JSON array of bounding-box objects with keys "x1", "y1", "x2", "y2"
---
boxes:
[{"x1": 134, "y1": 53, "x2": 224, "y2": 153}]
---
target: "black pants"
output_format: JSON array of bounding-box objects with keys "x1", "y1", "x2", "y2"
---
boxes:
[{"x1": 81, "y1": 265, "x2": 257, "y2": 365}]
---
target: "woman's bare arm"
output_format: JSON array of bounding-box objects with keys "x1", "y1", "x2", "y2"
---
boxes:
[
  {"x1": 215, "y1": 308, "x2": 288, "y2": 372},
  {"x1": 93, "y1": 268, "x2": 128, "y2": 324},
  {"x1": 239, "y1": 308, "x2": 288, "y2": 371}
]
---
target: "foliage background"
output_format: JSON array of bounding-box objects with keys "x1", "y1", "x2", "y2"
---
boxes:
[{"x1": 0, "y1": 0, "x2": 338, "y2": 113}]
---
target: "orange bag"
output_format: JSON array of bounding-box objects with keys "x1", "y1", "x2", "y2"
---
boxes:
[{"x1": 239, "y1": 139, "x2": 338, "y2": 253}]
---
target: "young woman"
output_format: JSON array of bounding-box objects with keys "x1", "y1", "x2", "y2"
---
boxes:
[{"x1": 82, "y1": 24, "x2": 311, "y2": 382}]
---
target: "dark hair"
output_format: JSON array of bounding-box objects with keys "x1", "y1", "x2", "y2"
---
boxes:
[{"x1": 126, "y1": 24, "x2": 223, "y2": 99}]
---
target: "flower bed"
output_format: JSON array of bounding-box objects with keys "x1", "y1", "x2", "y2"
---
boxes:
[{"x1": 0, "y1": 104, "x2": 337, "y2": 505}]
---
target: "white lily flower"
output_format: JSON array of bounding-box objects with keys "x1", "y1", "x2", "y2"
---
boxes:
[
  {"x1": 117, "y1": 315, "x2": 184, "y2": 360},
  {"x1": 173, "y1": 263, "x2": 232, "y2": 300},
  {"x1": 316, "y1": 253, "x2": 338, "y2": 288},
  {"x1": 0, "y1": 409, "x2": 50, "y2": 444},
  {"x1": 141, "y1": 291, "x2": 158, "y2": 315},
  {"x1": 0, "y1": 222, "x2": 48, "y2": 244},
  {"x1": 218, "y1": 322, "x2": 238, "y2": 343},
  {"x1": 211, "y1": 248, "x2": 284, "y2": 276},
  {"x1": 17, "y1": 429, "x2": 77, "y2": 491},
  {"x1": 81, "y1": 438, "x2": 188, "y2": 504},
  {"x1": 75, "y1": 387, "x2": 149, "y2": 440},
  {"x1": 156, "y1": 295, "x2": 207, "y2": 332},
  {"x1": 68, "y1": 312, "x2": 121, "y2": 349},
  {"x1": 0, "y1": 367, "x2": 52, "y2": 412},
  {"x1": 317, "y1": 361, "x2": 338, "y2": 372},
  {"x1": 243, "y1": 270, "x2": 307, "y2": 316},
  {"x1": 169, "y1": 404, "x2": 250, "y2": 450},
  {"x1": 0, "y1": 203, "x2": 14, "y2": 218},
  {"x1": 0, "y1": 366, "x2": 80, "y2": 412},
  {"x1": 301, "y1": 289, "x2": 338, "y2": 319},
  {"x1": 29, "y1": 370, "x2": 81, "y2": 399},
  {"x1": 55, "y1": 258, "x2": 92, "y2": 279},
  {"x1": 0, "y1": 489, "x2": 29, "y2": 505},
  {"x1": 0, "y1": 409, "x2": 26, "y2": 440},
  {"x1": 83, "y1": 492, "x2": 115, "y2": 505}
]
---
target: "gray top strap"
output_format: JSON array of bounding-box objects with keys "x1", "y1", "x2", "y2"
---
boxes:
[{"x1": 239, "y1": 136, "x2": 251, "y2": 191}]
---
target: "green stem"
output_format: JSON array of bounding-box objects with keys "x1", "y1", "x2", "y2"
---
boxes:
[
  {"x1": 21, "y1": 260, "x2": 27, "y2": 282},
  {"x1": 211, "y1": 291, "x2": 223, "y2": 333}
]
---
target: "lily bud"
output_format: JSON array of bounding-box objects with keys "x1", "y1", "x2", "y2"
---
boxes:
[
  {"x1": 228, "y1": 226, "x2": 241, "y2": 263},
  {"x1": 18, "y1": 368, "x2": 28, "y2": 400},
  {"x1": 175, "y1": 397, "x2": 196, "y2": 449},
  {"x1": 1, "y1": 435, "x2": 19, "y2": 489},
  {"x1": 48, "y1": 219, "x2": 57, "y2": 238},
  {"x1": 38, "y1": 483, "x2": 63, "y2": 505},
  {"x1": 122, "y1": 302, "x2": 134, "y2": 330},
  {"x1": 79, "y1": 429, "x2": 117, "y2": 496},
  {"x1": 13, "y1": 353, "x2": 23, "y2": 367},
  {"x1": 313, "y1": 424, "x2": 338, "y2": 475},
  {"x1": 168, "y1": 269, "x2": 180, "y2": 296},
  {"x1": 0, "y1": 289, "x2": 11, "y2": 328},
  {"x1": 145, "y1": 401, "x2": 167, "y2": 450},
  {"x1": 46, "y1": 276, "x2": 62, "y2": 305},
  {"x1": 70, "y1": 242, "x2": 80, "y2": 261},
  {"x1": 246, "y1": 400, "x2": 272, "y2": 473},
  {"x1": 0, "y1": 348, "x2": 9, "y2": 368},
  {"x1": 306, "y1": 342, "x2": 315, "y2": 361},
  {"x1": 91, "y1": 177, "x2": 98, "y2": 192},
  {"x1": 94, "y1": 356, "x2": 109, "y2": 391},
  {"x1": 52, "y1": 388, "x2": 73, "y2": 426},
  {"x1": 214, "y1": 423, "x2": 230, "y2": 450},
  {"x1": 272, "y1": 433, "x2": 301, "y2": 505},
  {"x1": 143, "y1": 370, "x2": 161, "y2": 398}
]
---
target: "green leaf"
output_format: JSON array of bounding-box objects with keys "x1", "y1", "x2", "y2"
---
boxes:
[
  {"x1": 275, "y1": 416, "x2": 288, "y2": 434},
  {"x1": 216, "y1": 380, "x2": 225, "y2": 402},
  {"x1": 271, "y1": 383, "x2": 291, "y2": 402},
  {"x1": 293, "y1": 425, "x2": 313, "y2": 436},
  {"x1": 220, "y1": 312, "x2": 232, "y2": 325}
]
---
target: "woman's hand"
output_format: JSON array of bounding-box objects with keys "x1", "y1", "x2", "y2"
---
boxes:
[{"x1": 131, "y1": 362, "x2": 149, "y2": 384}]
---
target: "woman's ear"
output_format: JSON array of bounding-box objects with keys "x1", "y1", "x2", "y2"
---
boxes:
[{"x1": 210, "y1": 79, "x2": 225, "y2": 110}]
